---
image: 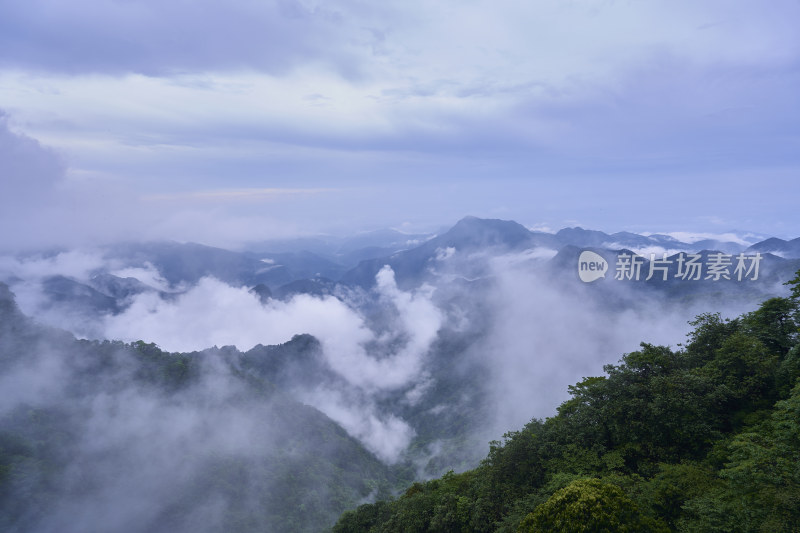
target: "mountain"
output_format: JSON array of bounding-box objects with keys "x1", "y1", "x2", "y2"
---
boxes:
[
  {"x1": 553, "y1": 227, "x2": 747, "y2": 253},
  {"x1": 244, "y1": 229, "x2": 437, "y2": 269},
  {"x1": 338, "y1": 218, "x2": 798, "y2": 301},
  {"x1": 40, "y1": 274, "x2": 120, "y2": 314},
  {"x1": 548, "y1": 245, "x2": 800, "y2": 309},
  {"x1": 748, "y1": 237, "x2": 800, "y2": 259},
  {"x1": 272, "y1": 277, "x2": 339, "y2": 300},
  {"x1": 245, "y1": 250, "x2": 348, "y2": 281},
  {"x1": 3, "y1": 218, "x2": 800, "y2": 533},
  {"x1": 0, "y1": 283, "x2": 404, "y2": 533},
  {"x1": 88, "y1": 272, "x2": 156, "y2": 301},
  {"x1": 555, "y1": 227, "x2": 618, "y2": 248},
  {"x1": 106, "y1": 241, "x2": 295, "y2": 288},
  {"x1": 333, "y1": 287, "x2": 800, "y2": 532},
  {"x1": 2, "y1": 219, "x2": 797, "y2": 325},
  {"x1": 340, "y1": 216, "x2": 557, "y2": 288}
]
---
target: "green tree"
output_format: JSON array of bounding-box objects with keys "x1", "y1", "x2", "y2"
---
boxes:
[
  {"x1": 681, "y1": 383, "x2": 800, "y2": 532},
  {"x1": 785, "y1": 270, "x2": 800, "y2": 301},
  {"x1": 721, "y1": 381, "x2": 800, "y2": 531},
  {"x1": 517, "y1": 478, "x2": 666, "y2": 533},
  {"x1": 702, "y1": 331, "x2": 779, "y2": 414},
  {"x1": 742, "y1": 297, "x2": 799, "y2": 356},
  {"x1": 684, "y1": 313, "x2": 739, "y2": 366}
]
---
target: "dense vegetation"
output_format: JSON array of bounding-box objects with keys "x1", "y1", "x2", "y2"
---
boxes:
[
  {"x1": 334, "y1": 272, "x2": 800, "y2": 532},
  {"x1": 3, "y1": 267, "x2": 800, "y2": 532},
  {"x1": 0, "y1": 284, "x2": 400, "y2": 533}
]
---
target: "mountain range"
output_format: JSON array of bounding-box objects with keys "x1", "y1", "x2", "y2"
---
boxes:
[
  {"x1": 2, "y1": 217, "x2": 799, "y2": 532},
  {"x1": 3, "y1": 217, "x2": 797, "y2": 318}
]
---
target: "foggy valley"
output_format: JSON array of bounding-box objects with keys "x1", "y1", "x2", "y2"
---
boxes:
[
  {"x1": 2, "y1": 218, "x2": 799, "y2": 531},
  {"x1": 2, "y1": 1, "x2": 800, "y2": 531}
]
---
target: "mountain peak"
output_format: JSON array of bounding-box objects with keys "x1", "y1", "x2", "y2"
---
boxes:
[{"x1": 444, "y1": 216, "x2": 534, "y2": 249}]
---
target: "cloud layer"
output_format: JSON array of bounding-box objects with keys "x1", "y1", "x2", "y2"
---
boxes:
[
  {"x1": 95, "y1": 266, "x2": 442, "y2": 462},
  {"x1": 1, "y1": 1, "x2": 799, "y2": 246}
]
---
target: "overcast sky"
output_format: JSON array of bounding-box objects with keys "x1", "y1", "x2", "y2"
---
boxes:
[{"x1": 1, "y1": 0, "x2": 799, "y2": 249}]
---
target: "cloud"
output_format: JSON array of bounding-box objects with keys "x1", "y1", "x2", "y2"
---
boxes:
[
  {"x1": 102, "y1": 267, "x2": 442, "y2": 388},
  {"x1": 474, "y1": 255, "x2": 734, "y2": 435},
  {"x1": 0, "y1": 112, "x2": 65, "y2": 246},
  {"x1": 0, "y1": 331, "x2": 309, "y2": 532},
  {"x1": 0, "y1": 106, "x2": 343, "y2": 250},
  {"x1": 109, "y1": 263, "x2": 172, "y2": 292},
  {"x1": 298, "y1": 386, "x2": 416, "y2": 464},
  {"x1": 92, "y1": 266, "x2": 443, "y2": 461},
  {"x1": 435, "y1": 247, "x2": 456, "y2": 261},
  {"x1": 0, "y1": 249, "x2": 106, "y2": 281},
  {"x1": 1, "y1": 253, "x2": 445, "y2": 462},
  {"x1": 2, "y1": 1, "x2": 799, "y2": 239},
  {"x1": 0, "y1": 0, "x2": 376, "y2": 76},
  {"x1": 0, "y1": 112, "x2": 63, "y2": 201},
  {"x1": 0, "y1": 346, "x2": 70, "y2": 417},
  {"x1": 602, "y1": 245, "x2": 687, "y2": 258},
  {"x1": 3, "y1": 1, "x2": 798, "y2": 82},
  {"x1": 144, "y1": 187, "x2": 337, "y2": 202},
  {"x1": 0, "y1": 108, "x2": 144, "y2": 251},
  {"x1": 659, "y1": 231, "x2": 760, "y2": 246}
]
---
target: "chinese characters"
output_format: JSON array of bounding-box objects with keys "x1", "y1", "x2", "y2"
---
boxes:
[{"x1": 613, "y1": 252, "x2": 762, "y2": 282}]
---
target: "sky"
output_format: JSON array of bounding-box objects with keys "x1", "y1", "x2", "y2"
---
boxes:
[{"x1": 1, "y1": 0, "x2": 799, "y2": 250}]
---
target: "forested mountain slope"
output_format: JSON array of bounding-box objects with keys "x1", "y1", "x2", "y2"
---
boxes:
[
  {"x1": 0, "y1": 283, "x2": 402, "y2": 533},
  {"x1": 334, "y1": 271, "x2": 800, "y2": 532}
]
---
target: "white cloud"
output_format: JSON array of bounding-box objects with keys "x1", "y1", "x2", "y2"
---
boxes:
[
  {"x1": 527, "y1": 224, "x2": 554, "y2": 234},
  {"x1": 602, "y1": 245, "x2": 686, "y2": 257},
  {"x1": 94, "y1": 266, "x2": 443, "y2": 462},
  {"x1": 489, "y1": 247, "x2": 558, "y2": 269},
  {"x1": 110, "y1": 262, "x2": 172, "y2": 292},
  {"x1": 100, "y1": 267, "x2": 443, "y2": 390},
  {"x1": 0, "y1": 250, "x2": 106, "y2": 281},
  {"x1": 0, "y1": 338, "x2": 300, "y2": 532},
  {"x1": 660, "y1": 231, "x2": 757, "y2": 246},
  {"x1": 434, "y1": 247, "x2": 456, "y2": 261},
  {"x1": 477, "y1": 257, "x2": 716, "y2": 435},
  {"x1": 102, "y1": 277, "x2": 363, "y2": 353},
  {"x1": 1, "y1": 1, "x2": 799, "y2": 244},
  {"x1": 298, "y1": 386, "x2": 415, "y2": 464}
]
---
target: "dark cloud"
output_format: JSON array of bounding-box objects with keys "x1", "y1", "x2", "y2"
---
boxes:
[
  {"x1": 0, "y1": 111, "x2": 63, "y2": 208},
  {"x1": 1, "y1": 2, "x2": 799, "y2": 244},
  {"x1": 0, "y1": 0, "x2": 379, "y2": 76}
]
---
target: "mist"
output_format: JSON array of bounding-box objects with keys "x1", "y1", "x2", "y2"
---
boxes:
[
  {"x1": 4, "y1": 243, "x2": 767, "y2": 462},
  {"x1": 0, "y1": 303, "x2": 373, "y2": 532},
  {"x1": 475, "y1": 254, "x2": 724, "y2": 436},
  {"x1": 1, "y1": 217, "x2": 796, "y2": 532},
  {"x1": 2, "y1": 2, "x2": 799, "y2": 530}
]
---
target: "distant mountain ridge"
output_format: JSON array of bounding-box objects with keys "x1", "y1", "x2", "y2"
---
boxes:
[
  {"x1": 339, "y1": 217, "x2": 798, "y2": 289},
  {"x1": 1, "y1": 217, "x2": 797, "y2": 317},
  {"x1": 747, "y1": 236, "x2": 800, "y2": 257}
]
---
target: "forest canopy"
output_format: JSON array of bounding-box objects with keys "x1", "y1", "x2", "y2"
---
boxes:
[{"x1": 333, "y1": 271, "x2": 800, "y2": 532}]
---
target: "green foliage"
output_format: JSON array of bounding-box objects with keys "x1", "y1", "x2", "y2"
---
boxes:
[
  {"x1": 681, "y1": 382, "x2": 800, "y2": 532},
  {"x1": 333, "y1": 500, "x2": 393, "y2": 533},
  {"x1": 776, "y1": 344, "x2": 800, "y2": 397},
  {"x1": 785, "y1": 271, "x2": 800, "y2": 301},
  {"x1": 701, "y1": 331, "x2": 778, "y2": 413},
  {"x1": 334, "y1": 270, "x2": 800, "y2": 533},
  {"x1": 638, "y1": 462, "x2": 719, "y2": 530},
  {"x1": 741, "y1": 297, "x2": 799, "y2": 356},
  {"x1": 684, "y1": 312, "x2": 740, "y2": 366},
  {"x1": 0, "y1": 305, "x2": 399, "y2": 533},
  {"x1": 5, "y1": 271, "x2": 800, "y2": 533},
  {"x1": 517, "y1": 478, "x2": 667, "y2": 533}
]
